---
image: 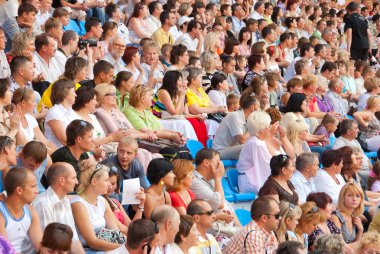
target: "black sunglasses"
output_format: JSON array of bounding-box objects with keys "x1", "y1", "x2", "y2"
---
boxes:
[
  {"x1": 197, "y1": 210, "x2": 214, "y2": 216},
  {"x1": 307, "y1": 206, "x2": 319, "y2": 214},
  {"x1": 266, "y1": 213, "x2": 281, "y2": 219}
]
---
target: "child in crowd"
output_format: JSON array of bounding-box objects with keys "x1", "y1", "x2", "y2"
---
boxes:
[
  {"x1": 313, "y1": 114, "x2": 339, "y2": 148},
  {"x1": 265, "y1": 71, "x2": 280, "y2": 108},
  {"x1": 276, "y1": 201, "x2": 302, "y2": 243},
  {"x1": 52, "y1": 8, "x2": 70, "y2": 27},
  {"x1": 368, "y1": 161, "x2": 380, "y2": 192},
  {"x1": 235, "y1": 55, "x2": 247, "y2": 84},
  {"x1": 226, "y1": 93, "x2": 240, "y2": 112}
]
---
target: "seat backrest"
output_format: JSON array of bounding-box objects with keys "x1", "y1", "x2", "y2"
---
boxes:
[
  {"x1": 235, "y1": 209, "x2": 251, "y2": 226},
  {"x1": 206, "y1": 139, "x2": 213, "y2": 148},
  {"x1": 227, "y1": 169, "x2": 239, "y2": 191},
  {"x1": 186, "y1": 140, "x2": 204, "y2": 159},
  {"x1": 221, "y1": 177, "x2": 235, "y2": 202}
]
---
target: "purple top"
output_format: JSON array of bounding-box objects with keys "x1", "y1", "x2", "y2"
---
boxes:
[{"x1": 316, "y1": 95, "x2": 334, "y2": 112}]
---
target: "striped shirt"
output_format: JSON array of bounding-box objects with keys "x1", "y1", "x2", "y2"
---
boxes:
[{"x1": 222, "y1": 221, "x2": 278, "y2": 254}]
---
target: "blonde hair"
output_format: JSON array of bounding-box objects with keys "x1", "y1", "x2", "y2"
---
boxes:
[
  {"x1": 336, "y1": 49, "x2": 350, "y2": 62},
  {"x1": 10, "y1": 33, "x2": 35, "y2": 58},
  {"x1": 359, "y1": 232, "x2": 380, "y2": 252},
  {"x1": 204, "y1": 32, "x2": 221, "y2": 52},
  {"x1": 143, "y1": 41, "x2": 160, "y2": 55},
  {"x1": 287, "y1": 120, "x2": 309, "y2": 148},
  {"x1": 247, "y1": 111, "x2": 271, "y2": 136},
  {"x1": 93, "y1": 83, "x2": 116, "y2": 106},
  {"x1": 77, "y1": 160, "x2": 109, "y2": 193},
  {"x1": 337, "y1": 183, "x2": 365, "y2": 217},
  {"x1": 295, "y1": 201, "x2": 323, "y2": 235},
  {"x1": 200, "y1": 51, "x2": 218, "y2": 71},
  {"x1": 129, "y1": 84, "x2": 153, "y2": 107},
  {"x1": 366, "y1": 96, "x2": 380, "y2": 110},
  {"x1": 302, "y1": 74, "x2": 318, "y2": 90},
  {"x1": 167, "y1": 159, "x2": 194, "y2": 192},
  {"x1": 276, "y1": 201, "x2": 302, "y2": 243},
  {"x1": 12, "y1": 87, "x2": 35, "y2": 105},
  {"x1": 364, "y1": 77, "x2": 380, "y2": 92}
]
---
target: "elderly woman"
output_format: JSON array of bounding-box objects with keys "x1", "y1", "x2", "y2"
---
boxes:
[
  {"x1": 6, "y1": 32, "x2": 35, "y2": 63},
  {"x1": 186, "y1": 67, "x2": 226, "y2": 139},
  {"x1": 237, "y1": 111, "x2": 286, "y2": 193},
  {"x1": 331, "y1": 183, "x2": 364, "y2": 244},
  {"x1": 151, "y1": 70, "x2": 198, "y2": 141},
  {"x1": 44, "y1": 79, "x2": 78, "y2": 148},
  {"x1": 0, "y1": 78, "x2": 26, "y2": 145},
  {"x1": 258, "y1": 154, "x2": 299, "y2": 204},
  {"x1": 315, "y1": 78, "x2": 334, "y2": 113},
  {"x1": 123, "y1": 84, "x2": 185, "y2": 145},
  {"x1": 71, "y1": 161, "x2": 127, "y2": 252},
  {"x1": 200, "y1": 51, "x2": 220, "y2": 90},
  {"x1": 144, "y1": 158, "x2": 175, "y2": 219},
  {"x1": 167, "y1": 159, "x2": 196, "y2": 215},
  {"x1": 140, "y1": 41, "x2": 165, "y2": 91},
  {"x1": 357, "y1": 232, "x2": 380, "y2": 254},
  {"x1": 353, "y1": 96, "x2": 380, "y2": 152},
  {"x1": 306, "y1": 192, "x2": 342, "y2": 250},
  {"x1": 168, "y1": 45, "x2": 189, "y2": 71}
]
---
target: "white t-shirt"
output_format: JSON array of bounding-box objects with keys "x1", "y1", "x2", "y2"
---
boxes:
[
  {"x1": 20, "y1": 114, "x2": 38, "y2": 142},
  {"x1": 208, "y1": 90, "x2": 227, "y2": 108},
  {"x1": 106, "y1": 244, "x2": 129, "y2": 254},
  {"x1": 314, "y1": 169, "x2": 345, "y2": 204}
]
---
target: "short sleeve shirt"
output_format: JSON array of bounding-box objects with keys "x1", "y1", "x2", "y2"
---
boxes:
[
  {"x1": 344, "y1": 13, "x2": 369, "y2": 49},
  {"x1": 186, "y1": 88, "x2": 210, "y2": 107},
  {"x1": 123, "y1": 105, "x2": 162, "y2": 131}
]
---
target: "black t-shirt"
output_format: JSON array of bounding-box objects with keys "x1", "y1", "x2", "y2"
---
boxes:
[{"x1": 344, "y1": 13, "x2": 369, "y2": 49}]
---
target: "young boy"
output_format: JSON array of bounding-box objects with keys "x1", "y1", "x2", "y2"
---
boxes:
[{"x1": 227, "y1": 93, "x2": 240, "y2": 112}]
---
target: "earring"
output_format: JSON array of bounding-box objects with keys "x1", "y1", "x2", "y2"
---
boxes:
[{"x1": 160, "y1": 180, "x2": 165, "y2": 185}]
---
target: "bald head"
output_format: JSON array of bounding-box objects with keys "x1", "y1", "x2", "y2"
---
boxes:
[
  {"x1": 150, "y1": 205, "x2": 180, "y2": 224},
  {"x1": 46, "y1": 162, "x2": 76, "y2": 186}
]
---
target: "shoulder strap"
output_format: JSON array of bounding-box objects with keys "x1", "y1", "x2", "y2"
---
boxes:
[{"x1": 243, "y1": 229, "x2": 256, "y2": 254}]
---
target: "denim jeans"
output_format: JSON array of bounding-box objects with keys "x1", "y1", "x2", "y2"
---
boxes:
[{"x1": 86, "y1": 7, "x2": 106, "y2": 24}]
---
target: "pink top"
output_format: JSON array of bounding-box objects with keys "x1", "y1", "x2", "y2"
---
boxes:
[
  {"x1": 111, "y1": 198, "x2": 125, "y2": 224},
  {"x1": 169, "y1": 190, "x2": 195, "y2": 209}
]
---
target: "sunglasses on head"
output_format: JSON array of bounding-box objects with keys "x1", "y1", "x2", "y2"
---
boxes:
[{"x1": 307, "y1": 206, "x2": 319, "y2": 214}]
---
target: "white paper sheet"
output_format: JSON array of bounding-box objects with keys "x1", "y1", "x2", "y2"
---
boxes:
[{"x1": 121, "y1": 178, "x2": 140, "y2": 205}]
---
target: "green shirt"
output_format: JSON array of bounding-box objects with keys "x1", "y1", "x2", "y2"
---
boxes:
[
  {"x1": 123, "y1": 105, "x2": 162, "y2": 131},
  {"x1": 116, "y1": 90, "x2": 130, "y2": 111}
]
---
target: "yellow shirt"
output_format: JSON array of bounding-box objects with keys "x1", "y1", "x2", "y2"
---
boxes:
[
  {"x1": 186, "y1": 87, "x2": 210, "y2": 107},
  {"x1": 152, "y1": 27, "x2": 174, "y2": 48},
  {"x1": 38, "y1": 82, "x2": 81, "y2": 112}
]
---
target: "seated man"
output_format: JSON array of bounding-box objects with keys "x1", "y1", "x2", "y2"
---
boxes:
[
  {"x1": 326, "y1": 78, "x2": 349, "y2": 117},
  {"x1": 17, "y1": 140, "x2": 51, "y2": 193},
  {"x1": 79, "y1": 60, "x2": 114, "y2": 89},
  {"x1": 222, "y1": 197, "x2": 279, "y2": 254},
  {"x1": 187, "y1": 199, "x2": 222, "y2": 254},
  {"x1": 50, "y1": 119, "x2": 93, "y2": 179},
  {"x1": 101, "y1": 137, "x2": 148, "y2": 189},
  {"x1": 212, "y1": 93, "x2": 258, "y2": 160},
  {"x1": 0, "y1": 167, "x2": 42, "y2": 253},
  {"x1": 102, "y1": 35, "x2": 127, "y2": 74},
  {"x1": 32, "y1": 162, "x2": 84, "y2": 254}
]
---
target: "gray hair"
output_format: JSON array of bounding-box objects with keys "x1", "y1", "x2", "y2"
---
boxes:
[
  {"x1": 150, "y1": 205, "x2": 179, "y2": 224},
  {"x1": 200, "y1": 51, "x2": 217, "y2": 71},
  {"x1": 314, "y1": 235, "x2": 344, "y2": 254},
  {"x1": 295, "y1": 152, "x2": 318, "y2": 172},
  {"x1": 247, "y1": 111, "x2": 271, "y2": 136},
  {"x1": 186, "y1": 67, "x2": 202, "y2": 84}
]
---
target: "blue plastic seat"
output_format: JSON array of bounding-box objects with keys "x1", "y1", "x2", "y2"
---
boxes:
[
  {"x1": 346, "y1": 115, "x2": 354, "y2": 120},
  {"x1": 235, "y1": 209, "x2": 251, "y2": 226},
  {"x1": 226, "y1": 169, "x2": 255, "y2": 202},
  {"x1": 206, "y1": 139, "x2": 213, "y2": 148},
  {"x1": 365, "y1": 151, "x2": 377, "y2": 164},
  {"x1": 221, "y1": 177, "x2": 235, "y2": 203},
  {"x1": 186, "y1": 140, "x2": 204, "y2": 159},
  {"x1": 222, "y1": 160, "x2": 238, "y2": 167},
  {"x1": 329, "y1": 134, "x2": 336, "y2": 146},
  {"x1": 64, "y1": 19, "x2": 80, "y2": 34}
]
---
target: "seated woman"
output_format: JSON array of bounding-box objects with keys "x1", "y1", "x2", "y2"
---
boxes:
[
  {"x1": 123, "y1": 84, "x2": 185, "y2": 145},
  {"x1": 140, "y1": 41, "x2": 165, "y2": 91},
  {"x1": 144, "y1": 158, "x2": 175, "y2": 219},
  {"x1": 353, "y1": 96, "x2": 380, "y2": 152},
  {"x1": 122, "y1": 46, "x2": 146, "y2": 86},
  {"x1": 240, "y1": 54, "x2": 265, "y2": 92},
  {"x1": 38, "y1": 56, "x2": 87, "y2": 111},
  {"x1": 306, "y1": 192, "x2": 342, "y2": 251},
  {"x1": 206, "y1": 73, "x2": 229, "y2": 108},
  {"x1": 127, "y1": 2, "x2": 150, "y2": 43},
  {"x1": 242, "y1": 75, "x2": 270, "y2": 110},
  {"x1": 295, "y1": 202, "x2": 324, "y2": 249},
  {"x1": 114, "y1": 71, "x2": 134, "y2": 110},
  {"x1": 168, "y1": 45, "x2": 189, "y2": 71},
  {"x1": 280, "y1": 78, "x2": 303, "y2": 109},
  {"x1": 167, "y1": 159, "x2": 196, "y2": 215},
  {"x1": 12, "y1": 88, "x2": 57, "y2": 152},
  {"x1": 0, "y1": 78, "x2": 26, "y2": 145},
  {"x1": 186, "y1": 67, "x2": 226, "y2": 139},
  {"x1": 44, "y1": 79, "x2": 78, "y2": 148},
  {"x1": 104, "y1": 167, "x2": 146, "y2": 227},
  {"x1": 152, "y1": 70, "x2": 198, "y2": 141},
  {"x1": 237, "y1": 111, "x2": 285, "y2": 193},
  {"x1": 71, "y1": 161, "x2": 127, "y2": 252},
  {"x1": 331, "y1": 183, "x2": 364, "y2": 244},
  {"x1": 170, "y1": 215, "x2": 199, "y2": 253},
  {"x1": 276, "y1": 201, "x2": 302, "y2": 243},
  {"x1": 258, "y1": 154, "x2": 299, "y2": 204},
  {"x1": 200, "y1": 51, "x2": 220, "y2": 90},
  {"x1": 287, "y1": 120, "x2": 311, "y2": 156}
]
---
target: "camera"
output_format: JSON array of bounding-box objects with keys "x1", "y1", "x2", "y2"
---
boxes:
[{"x1": 78, "y1": 38, "x2": 98, "y2": 50}]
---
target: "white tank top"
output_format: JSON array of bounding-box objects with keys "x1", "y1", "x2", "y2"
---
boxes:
[
  {"x1": 70, "y1": 196, "x2": 106, "y2": 247},
  {"x1": 0, "y1": 202, "x2": 34, "y2": 254}
]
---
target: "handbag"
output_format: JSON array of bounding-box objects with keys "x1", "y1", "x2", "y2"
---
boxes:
[
  {"x1": 97, "y1": 228, "x2": 126, "y2": 244},
  {"x1": 211, "y1": 220, "x2": 240, "y2": 237},
  {"x1": 137, "y1": 138, "x2": 180, "y2": 153},
  {"x1": 207, "y1": 113, "x2": 226, "y2": 123}
]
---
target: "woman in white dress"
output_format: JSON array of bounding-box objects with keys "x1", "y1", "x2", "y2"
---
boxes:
[
  {"x1": 44, "y1": 79, "x2": 79, "y2": 148},
  {"x1": 12, "y1": 87, "x2": 57, "y2": 152},
  {"x1": 127, "y1": 2, "x2": 150, "y2": 43}
]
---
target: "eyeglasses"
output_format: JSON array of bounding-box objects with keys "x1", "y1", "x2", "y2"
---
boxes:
[
  {"x1": 266, "y1": 213, "x2": 281, "y2": 219},
  {"x1": 113, "y1": 43, "x2": 126, "y2": 48},
  {"x1": 197, "y1": 210, "x2": 214, "y2": 216},
  {"x1": 89, "y1": 164, "x2": 103, "y2": 183},
  {"x1": 307, "y1": 206, "x2": 319, "y2": 214},
  {"x1": 105, "y1": 93, "x2": 116, "y2": 97}
]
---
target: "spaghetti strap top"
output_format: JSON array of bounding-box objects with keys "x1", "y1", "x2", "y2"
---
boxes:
[{"x1": 334, "y1": 211, "x2": 356, "y2": 243}]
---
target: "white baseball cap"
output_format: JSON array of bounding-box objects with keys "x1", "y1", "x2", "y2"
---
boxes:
[{"x1": 178, "y1": 16, "x2": 193, "y2": 27}]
